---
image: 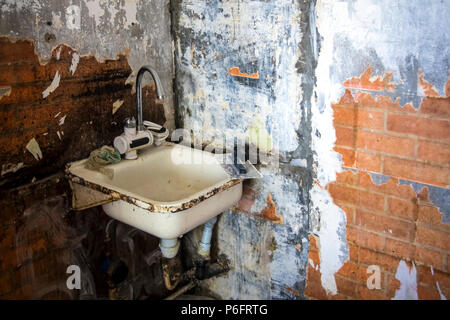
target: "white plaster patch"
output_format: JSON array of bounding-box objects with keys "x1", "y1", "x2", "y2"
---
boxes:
[
  {"x1": 25, "y1": 137, "x2": 43, "y2": 161},
  {"x1": 52, "y1": 12, "x2": 62, "y2": 29},
  {"x1": 42, "y1": 71, "x2": 61, "y2": 98},
  {"x1": 312, "y1": 0, "x2": 344, "y2": 187},
  {"x1": 123, "y1": 0, "x2": 138, "y2": 27},
  {"x1": 392, "y1": 260, "x2": 418, "y2": 300},
  {"x1": 66, "y1": 5, "x2": 81, "y2": 30},
  {"x1": 310, "y1": 184, "x2": 349, "y2": 295},
  {"x1": 70, "y1": 52, "x2": 79, "y2": 75},
  {"x1": 85, "y1": 0, "x2": 137, "y2": 28},
  {"x1": 112, "y1": 99, "x2": 124, "y2": 114}
]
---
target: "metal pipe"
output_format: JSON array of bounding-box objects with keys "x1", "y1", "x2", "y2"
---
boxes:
[
  {"x1": 197, "y1": 217, "x2": 217, "y2": 259},
  {"x1": 136, "y1": 65, "x2": 165, "y2": 131},
  {"x1": 159, "y1": 238, "x2": 180, "y2": 259},
  {"x1": 164, "y1": 281, "x2": 197, "y2": 300}
]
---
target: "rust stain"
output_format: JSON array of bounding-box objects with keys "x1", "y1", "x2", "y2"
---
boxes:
[
  {"x1": 343, "y1": 67, "x2": 396, "y2": 92},
  {"x1": 258, "y1": 193, "x2": 283, "y2": 224},
  {"x1": 66, "y1": 165, "x2": 242, "y2": 213},
  {"x1": 228, "y1": 66, "x2": 259, "y2": 79},
  {"x1": 286, "y1": 286, "x2": 300, "y2": 296},
  {"x1": 418, "y1": 71, "x2": 441, "y2": 97}
]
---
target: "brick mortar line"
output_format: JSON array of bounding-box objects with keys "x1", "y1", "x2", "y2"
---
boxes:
[
  {"x1": 334, "y1": 123, "x2": 450, "y2": 143},
  {"x1": 339, "y1": 166, "x2": 450, "y2": 190},
  {"x1": 341, "y1": 203, "x2": 450, "y2": 235},
  {"x1": 333, "y1": 103, "x2": 450, "y2": 122},
  {"x1": 335, "y1": 143, "x2": 450, "y2": 162},
  {"x1": 335, "y1": 153, "x2": 450, "y2": 184},
  {"x1": 347, "y1": 223, "x2": 450, "y2": 255}
]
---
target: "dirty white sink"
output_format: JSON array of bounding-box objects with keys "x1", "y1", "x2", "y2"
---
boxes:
[{"x1": 67, "y1": 142, "x2": 243, "y2": 239}]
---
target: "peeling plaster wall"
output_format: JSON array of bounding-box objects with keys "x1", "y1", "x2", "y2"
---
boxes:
[
  {"x1": 172, "y1": 0, "x2": 316, "y2": 299},
  {"x1": 0, "y1": 0, "x2": 174, "y2": 299},
  {"x1": 0, "y1": 0, "x2": 174, "y2": 127},
  {"x1": 307, "y1": 0, "x2": 450, "y2": 299},
  {"x1": 0, "y1": 0, "x2": 174, "y2": 186},
  {"x1": 173, "y1": 0, "x2": 449, "y2": 300}
]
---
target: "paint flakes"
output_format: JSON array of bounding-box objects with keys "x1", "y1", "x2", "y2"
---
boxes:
[
  {"x1": 25, "y1": 137, "x2": 43, "y2": 161},
  {"x1": 1, "y1": 162, "x2": 24, "y2": 176},
  {"x1": 258, "y1": 193, "x2": 283, "y2": 224},
  {"x1": 418, "y1": 70, "x2": 441, "y2": 97},
  {"x1": 228, "y1": 66, "x2": 259, "y2": 79},
  {"x1": 70, "y1": 52, "x2": 80, "y2": 75},
  {"x1": 0, "y1": 86, "x2": 11, "y2": 100},
  {"x1": 392, "y1": 260, "x2": 418, "y2": 300},
  {"x1": 58, "y1": 115, "x2": 66, "y2": 126},
  {"x1": 343, "y1": 67, "x2": 396, "y2": 92},
  {"x1": 42, "y1": 71, "x2": 61, "y2": 98},
  {"x1": 55, "y1": 46, "x2": 62, "y2": 60},
  {"x1": 112, "y1": 99, "x2": 124, "y2": 115}
]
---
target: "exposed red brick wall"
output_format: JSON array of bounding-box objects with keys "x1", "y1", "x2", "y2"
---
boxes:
[
  {"x1": 0, "y1": 37, "x2": 165, "y2": 187},
  {"x1": 0, "y1": 37, "x2": 166, "y2": 298},
  {"x1": 0, "y1": 174, "x2": 110, "y2": 299},
  {"x1": 305, "y1": 68, "x2": 450, "y2": 300}
]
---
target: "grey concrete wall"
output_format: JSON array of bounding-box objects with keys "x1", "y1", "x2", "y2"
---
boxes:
[
  {"x1": 172, "y1": 0, "x2": 450, "y2": 299},
  {"x1": 172, "y1": 0, "x2": 316, "y2": 299}
]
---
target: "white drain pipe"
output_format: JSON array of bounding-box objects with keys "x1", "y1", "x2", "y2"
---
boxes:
[
  {"x1": 160, "y1": 238, "x2": 180, "y2": 259},
  {"x1": 197, "y1": 217, "x2": 217, "y2": 259}
]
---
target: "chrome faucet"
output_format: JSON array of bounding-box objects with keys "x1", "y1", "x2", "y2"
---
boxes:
[{"x1": 136, "y1": 65, "x2": 165, "y2": 131}]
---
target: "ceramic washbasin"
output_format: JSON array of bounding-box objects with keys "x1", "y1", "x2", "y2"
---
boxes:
[{"x1": 66, "y1": 142, "x2": 243, "y2": 239}]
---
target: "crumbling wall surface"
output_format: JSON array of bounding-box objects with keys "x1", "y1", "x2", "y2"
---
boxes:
[
  {"x1": 306, "y1": 0, "x2": 450, "y2": 299},
  {"x1": 0, "y1": 0, "x2": 174, "y2": 124},
  {"x1": 0, "y1": 0, "x2": 172, "y2": 187},
  {"x1": 172, "y1": 0, "x2": 316, "y2": 299},
  {"x1": 0, "y1": 0, "x2": 173, "y2": 299}
]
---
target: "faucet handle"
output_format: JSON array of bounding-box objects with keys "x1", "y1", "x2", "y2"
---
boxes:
[{"x1": 124, "y1": 117, "x2": 136, "y2": 128}]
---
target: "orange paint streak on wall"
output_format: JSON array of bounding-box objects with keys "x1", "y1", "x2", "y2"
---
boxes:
[
  {"x1": 418, "y1": 71, "x2": 441, "y2": 97},
  {"x1": 343, "y1": 67, "x2": 396, "y2": 92},
  {"x1": 228, "y1": 66, "x2": 259, "y2": 79},
  {"x1": 258, "y1": 193, "x2": 283, "y2": 224}
]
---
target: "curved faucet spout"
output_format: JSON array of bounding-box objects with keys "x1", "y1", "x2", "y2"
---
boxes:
[{"x1": 136, "y1": 65, "x2": 165, "y2": 131}]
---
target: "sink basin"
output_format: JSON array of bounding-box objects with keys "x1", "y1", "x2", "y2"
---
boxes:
[{"x1": 67, "y1": 142, "x2": 243, "y2": 239}]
